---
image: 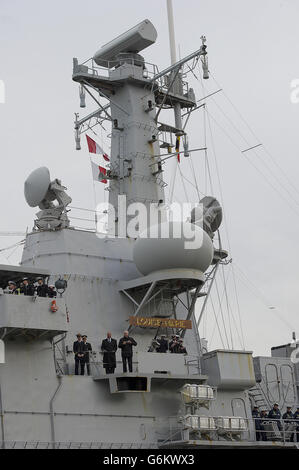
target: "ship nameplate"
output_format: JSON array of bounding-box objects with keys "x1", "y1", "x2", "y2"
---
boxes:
[{"x1": 129, "y1": 316, "x2": 192, "y2": 329}]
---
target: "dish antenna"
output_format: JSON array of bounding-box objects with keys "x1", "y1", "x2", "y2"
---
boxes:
[{"x1": 24, "y1": 167, "x2": 72, "y2": 231}]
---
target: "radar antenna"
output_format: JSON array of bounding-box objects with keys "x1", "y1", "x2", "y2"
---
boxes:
[{"x1": 24, "y1": 167, "x2": 72, "y2": 231}]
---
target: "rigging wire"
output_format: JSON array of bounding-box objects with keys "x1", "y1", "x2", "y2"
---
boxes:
[
  {"x1": 206, "y1": 108, "x2": 299, "y2": 218},
  {"x1": 233, "y1": 263, "x2": 294, "y2": 331},
  {"x1": 207, "y1": 93, "x2": 299, "y2": 209},
  {"x1": 209, "y1": 72, "x2": 299, "y2": 199}
]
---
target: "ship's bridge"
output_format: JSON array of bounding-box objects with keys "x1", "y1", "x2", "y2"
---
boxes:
[{"x1": 0, "y1": 264, "x2": 69, "y2": 340}]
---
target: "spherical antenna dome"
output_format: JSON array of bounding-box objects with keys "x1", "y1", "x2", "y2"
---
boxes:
[
  {"x1": 133, "y1": 221, "x2": 214, "y2": 276},
  {"x1": 24, "y1": 167, "x2": 51, "y2": 207}
]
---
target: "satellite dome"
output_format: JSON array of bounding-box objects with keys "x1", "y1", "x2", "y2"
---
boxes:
[{"x1": 133, "y1": 221, "x2": 214, "y2": 276}]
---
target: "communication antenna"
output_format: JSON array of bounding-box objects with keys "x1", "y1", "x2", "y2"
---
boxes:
[{"x1": 166, "y1": 0, "x2": 183, "y2": 133}]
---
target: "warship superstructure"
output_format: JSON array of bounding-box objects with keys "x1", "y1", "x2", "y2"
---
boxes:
[{"x1": 0, "y1": 7, "x2": 298, "y2": 450}]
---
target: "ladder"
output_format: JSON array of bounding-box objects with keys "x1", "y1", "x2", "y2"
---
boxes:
[{"x1": 249, "y1": 381, "x2": 272, "y2": 411}]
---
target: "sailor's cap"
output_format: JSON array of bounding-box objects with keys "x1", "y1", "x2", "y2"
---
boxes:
[
  {"x1": 8, "y1": 281, "x2": 16, "y2": 285},
  {"x1": 36, "y1": 277, "x2": 43, "y2": 281},
  {"x1": 22, "y1": 277, "x2": 29, "y2": 281}
]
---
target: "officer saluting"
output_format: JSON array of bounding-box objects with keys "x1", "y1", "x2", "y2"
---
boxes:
[{"x1": 118, "y1": 331, "x2": 137, "y2": 373}]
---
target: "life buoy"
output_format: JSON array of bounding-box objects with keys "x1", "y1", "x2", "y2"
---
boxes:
[{"x1": 50, "y1": 300, "x2": 58, "y2": 313}]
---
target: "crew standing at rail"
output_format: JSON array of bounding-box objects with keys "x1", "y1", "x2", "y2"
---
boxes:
[
  {"x1": 118, "y1": 331, "x2": 137, "y2": 373},
  {"x1": 101, "y1": 332, "x2": 117, "y2": 374}
]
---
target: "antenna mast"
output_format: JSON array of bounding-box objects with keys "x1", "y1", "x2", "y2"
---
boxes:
[{"x1": 166, "y1": 0, "x2": 183, "y2": 133}]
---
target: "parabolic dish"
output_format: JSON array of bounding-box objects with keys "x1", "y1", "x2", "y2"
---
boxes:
[{"x1": 24, "y1": 167, "x2": 51, "y2": 207}]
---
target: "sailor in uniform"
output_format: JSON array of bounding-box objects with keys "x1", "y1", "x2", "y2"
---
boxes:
[
  {"x1": 82, "y1": 335, "x2": 92, "y2": 376},
  {"x1": 36, "y1": 277, "x2": 48, "y2": 297},
  {"x1": 47, "y1": 284, "x2": 57, "y2": 298},
  {"x1": 20, "y1": 278, "x2": 34, "y2": 296},
  {"x1": 178, "y1": 339, "x2": 187, "y2": 354},
  {"x1": 156, "y1": 334, "x2": 168, "y2": 353},
  {"x1": 118, "y1": 331, "x2": 137, "y2": 373},
  {"x1": 73, "y1": 333, "x2": 85, "y2": 375},
  {"x1": 169, "y1": 335, "x2": 180, "y2": 353},
  {"x1": 101, "y1": 332, "x2": 117, "y2": 374},
  {"x1": 4, "y1": 281, "x2": 19, "y2": 294}
]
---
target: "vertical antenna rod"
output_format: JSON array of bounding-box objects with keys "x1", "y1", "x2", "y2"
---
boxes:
[
  {"x1": 166, "y1": 0, "x2": 183, "y2": 133},
  {"x1": 167, "y1": 0, "x2": 177, "y2": 65}
]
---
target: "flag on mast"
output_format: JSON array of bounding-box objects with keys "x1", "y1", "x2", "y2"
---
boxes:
[
  {"x1": 86, "y1": 135, "x2": 110, "y2": 161},
  {"x1": 91, "y1": 161, "x2": 108, "y2": 184}
]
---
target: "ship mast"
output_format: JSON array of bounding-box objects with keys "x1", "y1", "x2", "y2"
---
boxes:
[{"x1": 166, "y1": 0, "x2": 183, "y2": 134}]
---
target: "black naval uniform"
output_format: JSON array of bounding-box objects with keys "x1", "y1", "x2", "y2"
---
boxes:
[
  {"x1": 156, "y1": 338, "x2": 168, "y2": 353},
  {"x1": 101, "y1": 338, "x2": 117, "y2": 374},
  {"x1": 73, "y1": 340, "x2": 85, "y2": 375},
  {"x1": 118, "y1": 336, "x2": 137, "y2": 373},
  {"x1": 20, "y1": 283, "x2": 34, "y2": 296},
  {"x1": 48, "y1": 287, "x2": 57, "y2": 299},
  {"x1": 82, "y1": 341, "x2": 92, "y2": 375},
  {"x1": 36, "y1": 283, "x2": 48, "y2": 298}
]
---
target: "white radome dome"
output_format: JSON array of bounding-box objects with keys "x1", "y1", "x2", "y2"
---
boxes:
[{"x1": 133, "y1": 221, "x2": 214, "y2": 276}]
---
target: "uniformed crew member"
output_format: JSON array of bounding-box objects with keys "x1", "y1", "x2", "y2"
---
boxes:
[
  {"x1": 156, "y1": 334, "x2": 168, "y2": 353},
  {"x1": 169, "y1": 335, "x2": 180, "y2": 353},
  {"x1": 118, "y1": 331, "x2": 137, "y2": 373},
  {"x1": 5, "y1": 281, "x2": 19, "y2": 294},
  {"x1": 20, "y1": 278, "x2": 34, "y2": 296},
  {"x1": 260, "y1": 410, "x2": 268, "y2": 441},
  {"x1": 293, "y1": 407, "x2": 299, "y2": 442},
  {"x1": 82, "y1": 335, "x2": 92, "y2": 376},
  {"x1": 268, "y1": 403, "x2": 282, "y2": 430},
  {"x1": 283, "y1": 406, "x2": 295, "y2": 442},
  {"x1": 252, "y1": 406, "x2": 261, "y2": 441},
  {"x1": 101, "y1": 332, "x2": 117, "y2": 374},
  {"x1": 178, "y1": 339, "x2": 187, "y2": 354},
  {"x1": 36, "y1": 277, "x2": 48, "y2": 297},
  {"x1": 48, "y1": 284, "x2": 57, "y2": 298},
  {"x1": 73, "y1": 333, "x2": 85, "y2": 375}
]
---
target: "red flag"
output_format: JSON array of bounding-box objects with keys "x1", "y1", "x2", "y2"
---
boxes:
[
  {"x1": 86, "y1": 135, "x2": 101, "y2": 154},
  {"x1": 86, "y1": 135, "x2": 110, "y2": 161}
]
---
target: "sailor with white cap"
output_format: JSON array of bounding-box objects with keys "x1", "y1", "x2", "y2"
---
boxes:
[
  {"x1": 20, "y1": 277, "x2": 34, "y2": 296},
  {"x1": 4, "y1": 281, "x2": 19, "y2": 295}
]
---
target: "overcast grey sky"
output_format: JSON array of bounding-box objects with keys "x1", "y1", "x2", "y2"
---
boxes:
[{"x1": 0, "y1": 0, "x2": 298, "y2": 355}]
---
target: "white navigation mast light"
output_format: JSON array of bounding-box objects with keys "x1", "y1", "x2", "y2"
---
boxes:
[{"x1": 93, "y1": 19, "x2": 157, "y2": 68}]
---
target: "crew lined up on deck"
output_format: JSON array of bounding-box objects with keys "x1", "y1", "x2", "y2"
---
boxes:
[
  {"x1": 3, "y1": 277, "x2": 57, "y2": 298},
  {"x1": 73, "y1": 331, "x2": 187, "y2": 376},
  {"x1": 252, "y1": 404, "x2": 299, "y2": 442}
]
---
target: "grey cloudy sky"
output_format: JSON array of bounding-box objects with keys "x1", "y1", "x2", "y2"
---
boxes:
[{"x1": 0, "y1": 0, "x2": 298, "y2": 355}]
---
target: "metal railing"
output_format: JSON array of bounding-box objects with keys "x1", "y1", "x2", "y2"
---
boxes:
[
  {"x1": 2, "y1": 440, "x2": 157, "y2": 450},
  {"x1": 156, "y1": 416, "x2": 299, "y2": 446}
]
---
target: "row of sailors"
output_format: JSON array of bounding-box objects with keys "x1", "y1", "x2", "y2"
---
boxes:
[
  {"x1": 252, "y1": 403, "x2": 299, "y2": 442},
  {"x1": 73, "y1": 332, "x2": 188, "y2": 376},
  {"x1": 4, "y1": 277, "x2": 57, "y2": 298},
  {"x1": 149, "y1": 334, "x2": 187, "y2": 354}
]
